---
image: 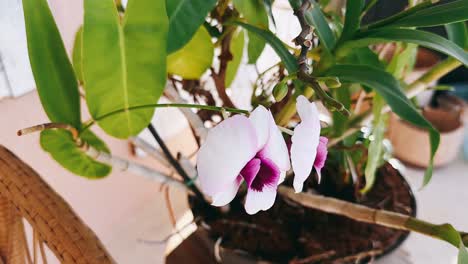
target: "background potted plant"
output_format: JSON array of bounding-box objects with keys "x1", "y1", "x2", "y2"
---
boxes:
[{"x1": 17, "y1": 0, "x2": 468, "y2": 262}]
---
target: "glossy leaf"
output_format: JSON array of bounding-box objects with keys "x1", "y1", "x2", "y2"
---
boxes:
[
  {"x1": 225, "y1": 29, "x2": 245, "y2": 88},
  {"x1": 233, "y1": 21, "x2": 298, "y2": 73},
  {"x1": 342, "y1": 28, "x2": 468, "y2": 66},
  {"x1": 72, "y1": 26, "x2": 84, "y2": 84},
  {"x1": 387, "y1": 0, "x2": 468, "y2": 28},
  {"x1": 167, "y1": 27, "x2": 214, "y2": 79},
  {"x1": 362, "y1": 94, "x2": 386, "y2": 193},
  {"x1": 289, "y1": 0, "x2": 336, "y2": 52},
  {"x1": 340, "y1": 0, "x2": 364, "y2": 42},
  {"x1": 166, "y1": 0, "x2": 217, "y2": 53},
  {"x1": 446, "y1": 22, "x2": 468, "y2": 49},
  {"x1": 40, "y1": 129, "x2": 111, "y2": 178},
  {"x1": 83, "y1": 0, "x2": 168, "y2": 138},
  {"x1": 233, "y1": 0, "x2": 269, "y2": 63},
  {"x1": 326, "y1": 64, "x2": 440, "y2": 186},
  {"x1": 263, "y1": 0, "x2": 276, "y2": 26},
  {"x1": 22, "y1": 0, "x2": 81, "y2": 129}
]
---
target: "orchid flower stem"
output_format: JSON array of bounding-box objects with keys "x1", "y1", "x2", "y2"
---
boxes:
[
  {"x1": 81, "y1": 103, "x2": 249, "y2": 133},
  {"x1": 278, "y1": 186, "x2": 468, "y2": 248},
  {"x1": 147, "y1": 124, "x2": 205, "y2": 201},
  {"x1": 278, "y1": 126, "x2": 294, "y2": 136},
  {"x1": 17, "y1": 123, "x2": 189, "y2": 191}
]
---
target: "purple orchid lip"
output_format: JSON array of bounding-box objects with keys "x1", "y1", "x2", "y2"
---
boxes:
[{"x1": 241, "y1": 155, "x2": 280, "y2": 192}]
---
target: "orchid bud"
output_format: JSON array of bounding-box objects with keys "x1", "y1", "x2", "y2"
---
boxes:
[
  {"x1": 317, "y1": 77, "x2": 341, "y2": 88},
  {"x1": 273, "y1": 82, "x2": 288, "y2": 102}
]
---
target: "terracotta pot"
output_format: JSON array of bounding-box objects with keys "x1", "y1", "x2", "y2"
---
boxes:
[
  {"x1": 387, "y1": 103, "x2": 464, "y2": 168},
  {"x1": 182, "y1": 164, "x2": 416, "y2": 264}
]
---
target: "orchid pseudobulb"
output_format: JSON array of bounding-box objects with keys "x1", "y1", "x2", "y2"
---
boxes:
[{"x1": 197, "y1": 106, "x2": 290, "y2": 215}]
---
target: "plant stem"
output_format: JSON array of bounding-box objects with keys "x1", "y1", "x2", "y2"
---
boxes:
[
  {"x1": 278, "y1": 186, "x2": 467, "y2": 248},
  {"x1": 147, "y1": 124, "x2": 205, "y2": 200},
  {"x1": 328, "y1": 57, "x2": 462, "y2": 147},
  {"x1": 81, "y1": 103, "x2": 249, "y2": 132}
]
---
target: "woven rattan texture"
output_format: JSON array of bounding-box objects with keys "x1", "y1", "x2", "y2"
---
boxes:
[
  {"x1": 0, "y1": 146, "x2": 115, "y2": 264},
  {"x1": 0, "y1": 195, "x2": 24, "y2": 264}
]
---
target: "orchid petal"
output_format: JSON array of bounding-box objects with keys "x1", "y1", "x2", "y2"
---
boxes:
[
  {"x1": 314, "y1": 137, "x2": 329, "y2": 183},
  {"x1": 197, "y1": 115, "x2": 258, "y2": 196},
  {"x1": 258, "y1": 108, "x2": 290, "y2": 171},
  {"x1": 244, "y1": 185, "x2": 278, "y2": 215},
  {"x1": 212, "y1": 176, "x2": 243, "y2": 206},
  {"x1": 249, "y1": 105, "x2": 270, "y2": 150},
  {"x1": 291, "y1": 96, "x2": 321, "y2": 193}
]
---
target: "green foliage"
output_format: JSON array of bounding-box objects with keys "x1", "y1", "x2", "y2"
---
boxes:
[
  {"x1": 72, "y1": 27, "x2": 84, "y2": 85},
  {"x1": 167, "y1": 27, "x2": 214, "y2": 79},
  {"x1": 385, "y1": 0, "x2": 468, "y2": 28},
  {"x1": 446, "y1": 22, "x2": 468, "y2": 49},
  {"x1": 233, "y1": 21, "x2": 298, "y2": 73},
  {"x1": 341, "y1": 28, "x2": 468, "y2": 66},
  {"x1": 272, "y1": 82, "x2": 288, "y2": 102},
  {"x1": 233, "y1": 0, "x2": 269, "y2": 63},
  {"x1": 361, "y1": 94, "x2": 386, "y2": 193},
  {"x1": 40, "y1": 129, "x2": 111, "y2": 178},
  {"x1": 340, "y1": 0, "x2": 364, "y2": 42},
  {"x1": 326, "y1": 64, "x2": 440, "y2": 186},
  {"x1": 166, "y1": 0, "x2": 217, "y2": 53},
  {"x1": 83, "y1": 0, "x2": 168, "y2": 138},
  {"x1": 289, "y1": 0, "x2": 336, "y2": 52},
  {"x1": 22, "y1": 0, "x2": 81, "y2": 129},
  {"x1": 225, "y1": 29, "x2": 245, "y2": 88}
]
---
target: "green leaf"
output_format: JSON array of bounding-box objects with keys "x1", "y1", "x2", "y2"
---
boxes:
[
  {"x1": 343, "y1": 47, "x2": 384, "y2": 68},
  {"x1": 446, "y1": 22, "x2": 468, "y2": 49},
  {"x1": 341, "y1": 28, "x2": 468, "y2": 66},
  {"x1": 83, "y1": 0, "x2": 168, "y2": 138},
  {"x1": 40, "y1": 129, "x2": 111, "y2": 178},
  {"x1": 263, "y1": 0, "x2": 276, "y2": 26},
  {"x1": 166, "y1": 0, "x2": 217, "y2": 53},
  {"x1": 225, "y1": 29, "x2": 245, "y2": 88},
  {"x1": 22, "y1": 0, "x2": 81, "y2": 129},
  {"x1": 233, "y1": 0, "x2": 269, "y2": 63},
  {"x1": 326, "y1": 64, "x2": 440, "y2": 186},
  {"x1": 459, "y1": 243, "x2": 468, "y2": 264},
  {"x1": 387, "y1": 43, "x2": 418, "y2": 80},
  {"x1": 288, "y1": 0, "x2": 336, "y2": 52},
  {"x1": 387, "y1": 0, "x2": 468, "y2": 28},
  {"x1": 361, "y1": 94, "x2": 386, "y2": 193},
  {"x1": 340, "y1": 0, "x2": 364, "y2": 42},
  {"x1": 72, "y1": 26, "x2": 84, "y2": 85},
  {"x1": 331, "y1": 85, "x2": 351, "y2": 136},
  {"x1": 167, "y1": 26, "x2": 214, "y2": 80},
  {"x1": 233, "y1": 21, "x2": 298, "y2": 73}
]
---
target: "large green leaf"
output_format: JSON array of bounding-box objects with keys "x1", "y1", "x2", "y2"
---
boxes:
[
  {"x1": 233, "y1": 0, "x2": 269, "y2": 63},
  {"x1": 83, "y1": 0, "x2": 168, "y2": 138},
  {"x1": 446, "y1": 22, "x2": 468, "y2": 49},
  {"x1": 288, "y1": 0, "x2": 336, "y2": 52},
  {"x1": 387, "y1": 0, "x2": 468, "y2": 28},
  {"x1": 340, "y1": 28, "x2": 468, "y2": 66},
  {"x1": 167, "y1": 26, "x2": 214, "y2": 79},
  {"x1": 22, "y1": 0, "x2": 81, "y2": 129},
  {"x1": 233, "y1": 21, "x2": 298, "y2": 73},
  {"x1": 72, "y1": 26, "x2": 83, "y2": 85},
  {"x1": 40, "y1": 129, "x2": 111, "y2": 178},
  {"x1": 166, "y1": 0, "x2": 217, "y2": 53},
  {"x1": 326, "y1": 64, "x2": 440, "y2": 186},
  {"x1": 340, "y1": 0, "x2": 364, "y2": 42},
  {"x1": 225, "y1": 29, "x2": 245, "y2": 88}
]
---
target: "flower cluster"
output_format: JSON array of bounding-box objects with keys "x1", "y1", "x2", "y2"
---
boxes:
[{"x1": 197, "y1": 96, "x2": 328, "y2": 214}]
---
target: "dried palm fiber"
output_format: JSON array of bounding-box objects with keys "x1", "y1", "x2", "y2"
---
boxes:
[
  {"x1": 0, "y1": 146, "x2": 115, "y2": 264},
  {"x1": 0, "y1": 194, "x2": 25, "y2": 264}
]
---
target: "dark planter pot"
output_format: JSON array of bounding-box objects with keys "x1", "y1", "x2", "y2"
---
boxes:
[{"x1": 187, "y1": 163, "x2": 417, "y2": 264}]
